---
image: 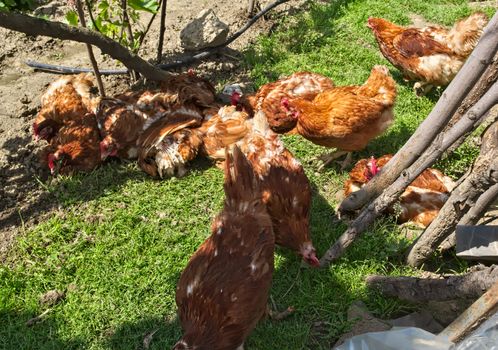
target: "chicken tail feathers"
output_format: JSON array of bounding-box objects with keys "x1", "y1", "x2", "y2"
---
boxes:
[
  {"x1": 448, "y1": 12, "x2": 488, "y2": 57},
  {"x1": 223, "y1": 145, "x2": 260, "y2": 206}
]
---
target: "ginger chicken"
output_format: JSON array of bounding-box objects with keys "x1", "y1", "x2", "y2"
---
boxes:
[
  {"x1": 133, "y1": 73, "x2": 217, "y2": 177},
  {"x1": 33, "y1": 73, "x2": 99, "y2": 142},
  {"x1": 367, "y1": 13, "x2": 488, "y2": 95},
  {"x1": 279, "y1": 65, "x2": 396, "y2": 169},
  {"x1": 233, "y1": 71, "x2": 335, "y2": 132},
  {"x1": 96, "y1": 97, "x2": 147, "y2": 160},
  {"x1": 137, "y1": 105, "x2": 204, "y2": 178},
  {"x1": 237, "y1": 111, "x2": 319, "y2": 266},
  {"x1": 174, "y1": 146, "x2": 274, "y2": 350},
  {"x1": 43, "y1": 114, "x2": 101, "y2": 175},
  {"x1": 344, "y1": 154, "x2": 456, "y2": 227}
]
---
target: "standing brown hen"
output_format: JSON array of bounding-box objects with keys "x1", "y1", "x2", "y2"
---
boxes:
[
  {"x1": 280, "y1": 65, "x2": 397, "y2": 169},
  {"x1": 174, "y1": 146, "x2": 274, "y2": 350},
  {"x1": 234, "y1": 71, "x2": 335, "y2": 132},
  {"x1": 197, "y1": 106, "x2": 319, "y2": 266},
  {"x1": 367, "y1": 12, "x2": 488, "y2": 95}
]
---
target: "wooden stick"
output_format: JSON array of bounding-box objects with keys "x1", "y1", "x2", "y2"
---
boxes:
[
  {"x1": 121, "y1": 0, "x2": 139, "y2": 80},
  {"x1": 320, "y1": 83, "x2": 498, "y2": 267},
  {"x1": 338, "y1": 12, "x2": 498, "y2": 214},
  {"x1": 0, "y1": 11, "x2": 172, "y2": 81},
  {"x1": 75, "y1": 0, "x2": 106, "y2": 96},
  {"x1": 365, "y1": 266, "x2": 498, "y2": 303}
]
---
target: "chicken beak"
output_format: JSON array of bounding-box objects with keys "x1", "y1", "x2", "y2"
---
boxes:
[
  {"x1": 301, "y1": 243, "x2": 320, "y2": 268},
  {"x1": 305, "y1": 253, "x2": 321, "y2": 267}
]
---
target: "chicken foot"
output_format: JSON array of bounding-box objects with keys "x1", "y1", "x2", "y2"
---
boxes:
[
  {"x1": 266, "y1": 305, "x2": 295, "y2": 321},
  {"x1": 413, "y1": 81, "x2": 434, "y2": 97},
  {"x1": 318, "y1": 150, "x2": 352, "y2": 171}
]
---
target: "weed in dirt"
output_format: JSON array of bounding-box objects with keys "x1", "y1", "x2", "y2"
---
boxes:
[{"x1": 1, "y1": 0, "x2": 496, "y2": 349}]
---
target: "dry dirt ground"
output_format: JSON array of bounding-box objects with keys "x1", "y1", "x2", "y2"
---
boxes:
[{"x1": 0, "y1": 0, "x2": 304, "y2": 259}]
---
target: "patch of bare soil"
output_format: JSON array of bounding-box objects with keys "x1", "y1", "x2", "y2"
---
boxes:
[{"x1": 0, "y1": 0, "x2": 305, "y2": 259}]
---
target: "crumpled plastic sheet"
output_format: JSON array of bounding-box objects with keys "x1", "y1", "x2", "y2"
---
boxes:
[
  {"x1": 335, "y1": 327, "x2": 453, "y2": 350},
  {"x1": 335, "y1": 315, "x2": 498, "y2": 350}
]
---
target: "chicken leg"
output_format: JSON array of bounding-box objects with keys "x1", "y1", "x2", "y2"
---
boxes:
[
  {"x1": 266, "y1": 305, "x2": 295, "y2": 321},
  {"x1": 413, "y1": 81, "x2": 434, "y2": 97},
  {"x1": 318, "y1": 150, "x2": 352, "y2": 171}
]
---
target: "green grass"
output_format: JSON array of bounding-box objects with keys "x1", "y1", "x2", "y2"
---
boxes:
[{"x1": 1, "y1": 1, "x2": 496, "y2": 349}]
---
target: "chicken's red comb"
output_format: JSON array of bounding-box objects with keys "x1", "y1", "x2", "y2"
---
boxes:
[
  {"x1": 47, "y1": 153, "x2": 56, "y2": 172},
  {"x1": 230, "y1": 91, "x2": 241, "y2": 106},
  {"x1": 187, "y1": 68, "x2": 195, "y2": 76},
  {"x1": 368, "y1": 156, "x2": 379, "y2": 176}
]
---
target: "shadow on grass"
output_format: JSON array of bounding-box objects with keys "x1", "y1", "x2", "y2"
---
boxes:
[
  {"x1": 0, "y1": 310, "x2": 85, "y2": 349},
  {"x1": 105, "y1": 315, "x2": 181, "y2": 350}
]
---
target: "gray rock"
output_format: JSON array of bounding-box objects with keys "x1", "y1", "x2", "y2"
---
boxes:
[
  {"x1": 456, "y1": 225, "x2": 498, "y2": 262},
  {"x1": 33, "y1": 1, "x2": 66, "y2": 17},
  {"x1": 180, "y1": 9, "x2": 229, "y2": 51}
]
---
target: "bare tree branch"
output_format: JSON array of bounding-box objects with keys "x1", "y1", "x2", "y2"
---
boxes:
[
  {"x1": 0, "y1": 11, "x2": 172, "y2": 81},
  {"x1": 365, "y1": 265, "x2": 498, "y2": 303},
  {"x1": 338, "y1": 12, "x2": 498, "y2": 214},
  {"x1": 156, "y1": 0, "x2": 167, "y2": 62},
  {"x1": 75, "y1": 0, "x2": 105, "y2": 96}
]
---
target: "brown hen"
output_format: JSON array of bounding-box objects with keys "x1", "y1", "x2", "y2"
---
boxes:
[
  {"x1": 174, "y1": 146, "x2": 274, "y2": 350},
  {"x1": 285, "y1": 65, "x2": 396, "y2": 169},
  {"x1": 234, "y1": 71, "x2": 335, "y2": 132},
  {"x1": 43, "y1": 114, "x2": 101, "y2": 175},
  {"x1": 33, "y1": 73, "x2": 99, "y2": 142},
  {"x1": 238, "y1": 111, "x2": 319, "y2": 266},
  {"x1": 367, "y1": 13, "x2": 488, "y2": 95},
  {"x1": 344, "y1": 154, "x2": 456, "y2": 227}
]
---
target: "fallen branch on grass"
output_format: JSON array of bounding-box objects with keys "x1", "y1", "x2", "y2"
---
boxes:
[
  {"x1": 23, "y1": 0, "x2": 291, "y2": 74},
  {"x1": 365, "y1": 265, "x2": 498, "y2": 303}
]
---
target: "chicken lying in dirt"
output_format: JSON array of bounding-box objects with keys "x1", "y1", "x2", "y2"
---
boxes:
[
  {"x1": 272, "y1": 65, "x2": 397, "y2": 170},
  {"x1": 343, "y1": 154, "x2": 456, "y2": 227},
  {"x1": 367, "y1": 12, "x2": 488, "y2": 96},
  {"x1": 135, "y1": 74, "x2": 218, "y2": 177},
  {"x1": 232, "y1": 71, "x2": 335, "y2": 132},
  {"x1": 174, "y1": 146, "x2": 274, "y2": 350},
  {"x1": 42, "y1": 115, "x2": 102, "y2": 175},
  {"x1": 33, "y1": 73, "x2": 99, "y2": 142}
]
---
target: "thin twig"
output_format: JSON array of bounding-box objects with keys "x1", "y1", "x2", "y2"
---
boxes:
[
  {"x1": 156, "y1": 0, "x2": 167, "y2": 62},
  {"x1": 75, "y1": 0, "x2": 106, "y2": 96},
  {"x1": 137, "y1": 0, "x2": 162, "y2": 50},
  {"x1": 84, "y1": 0, "x2": 100, "y2": 33},
  {"x1": 121, "y1": 0, "x2": 138, "y2": 80}
]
